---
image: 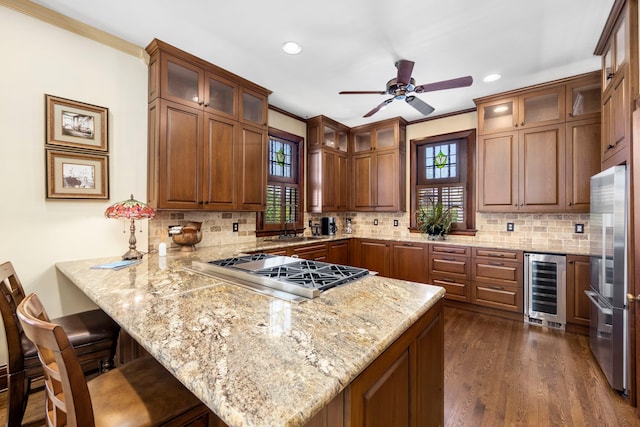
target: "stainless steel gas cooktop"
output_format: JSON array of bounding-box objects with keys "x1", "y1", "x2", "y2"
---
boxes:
[{"x1": 187, "y1": 253, "x2": 371, "y2": 302}]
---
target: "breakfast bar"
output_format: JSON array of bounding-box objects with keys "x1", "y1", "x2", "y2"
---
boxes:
[{"x1": 55, "y1": 245, "x2": 445, "y2": 427}]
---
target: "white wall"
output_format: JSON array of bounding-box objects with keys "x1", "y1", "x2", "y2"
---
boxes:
[{"x1": 0, "y1": 6, "x2": 148, "y2": 362}]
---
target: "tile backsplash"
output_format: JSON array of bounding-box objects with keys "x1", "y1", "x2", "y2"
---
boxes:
[{"x1": 149, "y1": 210, "x2": 590, "y2": 255}]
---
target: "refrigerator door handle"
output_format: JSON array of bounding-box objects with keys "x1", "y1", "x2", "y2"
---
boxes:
[{"x1": 585, "y1": 290, "x2": 613, "y2": 315}]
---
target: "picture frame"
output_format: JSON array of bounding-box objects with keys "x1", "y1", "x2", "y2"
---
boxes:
[
  {"x1": 46, "y1": 149, "x2": 109, "y2": 199},
  {"x1": 45, "y1": 94, "x2": 108, "y2": 152}
]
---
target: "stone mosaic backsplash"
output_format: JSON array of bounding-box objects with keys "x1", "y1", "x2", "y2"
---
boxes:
[{"x1": 149, "y1": 210, "x2": 590, "y2": 255}]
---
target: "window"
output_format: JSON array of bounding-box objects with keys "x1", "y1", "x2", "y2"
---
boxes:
[
  {"x1": 256, "y1": 128, "x2": 304, "y2": 235},
  {"x1": 410, "y1": 129, "x2": 476, "y2": 235}
]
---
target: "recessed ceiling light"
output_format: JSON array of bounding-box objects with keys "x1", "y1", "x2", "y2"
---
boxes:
[
  {"x1": 483, "y1": 73, "x2": 502, "y2": 83},
  {"x1": 282, "y1": 41, "x2": 302, "y2": 55}
]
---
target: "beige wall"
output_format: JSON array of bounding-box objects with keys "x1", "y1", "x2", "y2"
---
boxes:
[{"x1": 0, "y1": 6, "x2": 149, "y2": 362}]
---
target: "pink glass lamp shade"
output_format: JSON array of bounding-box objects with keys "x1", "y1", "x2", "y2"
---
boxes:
[{"x1": 105, "y1": 194, "x2": 155, "y2": 260}]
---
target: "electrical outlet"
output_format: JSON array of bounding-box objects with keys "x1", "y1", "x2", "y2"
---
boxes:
[
  {"x1": 373, "y1": 219, "x2": 378, "y2": 226},
  {"x1": 393, "y1": 219, "x2": 399, "y2": 227},
  {"x1": 506, "y1": 222, "x2": 514, "y2": 232},
  {"x1": 233, "y1": 223, "x2": 239, "y2": 232},
  {"x1": 575, "y1": 223, "x2": 584, "y2": 234},
  {"x1": 308, "y1": 220, "x2": 312, "y2": 228}
]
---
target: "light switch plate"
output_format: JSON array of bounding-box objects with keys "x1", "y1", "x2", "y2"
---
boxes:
[
  {"x1": 373, "y1": 219, "x2": 378, "y2": 226},
  {"x1": 393, "y1": 219, "x2": 399, "y2": 227},
  {"x1": 575, "y1": 223, "x2": 584, "y2": 234}
]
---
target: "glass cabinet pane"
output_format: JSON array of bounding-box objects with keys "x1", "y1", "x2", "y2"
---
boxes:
[
  {"x1": 323, "y1": 125, "x2": 336, "y2": 148},
  {"x1": 482, "y1": 101, "x2": 514, "y2": 132},
  {"x1": 603, "y1": 46, "x2": 613, "y2": 90},
  {"x1": 242, "y1": 91, "x2": 264, "y2": 124},
  {"x1": 523, "y1": 92, "x2": 559, "y2": 124},
  {"x1": 354, "y1": 132, "x2": 372, "y2": 152},
  {"x1": 376, "y1": 127, "x2": 395, "y2": 149},
  {"x1": 209, "y1": 77, "x2": 235, "y2": 115},
  {"x1": 615, "y1": 18, "x2": 626, "y2": 69},
  {"x1": 167, "y1": 61, "x2": 199, "y2": 103},
  {"x1": 337, "y1": 131, "x2": 348, "y2": 151},
  {"x1": 571, "y1": 83, "x2": 601, "y2": 117}
]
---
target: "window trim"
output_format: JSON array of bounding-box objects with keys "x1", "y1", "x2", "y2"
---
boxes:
[
  {"x1": 255, "y1": 127, "x2": 305, "y2": 237},
  {"x1": 409, "y1": 129, "x2": 477, "y2": 236}
]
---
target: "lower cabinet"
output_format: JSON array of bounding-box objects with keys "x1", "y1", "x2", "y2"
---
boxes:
[
  {"x1": 566, "y1": 254, "x2": 590, "y2": 327},
  {"x1": 327, "y1": 239, "x2": 350, "y2": 265},
  {"x1": 391, "y1": 242, "x2": 428, "y2": 283},
  {"x1": 429, "y1": 245, "x2": 471, "y2": 302},
  {"x1": 471, "y1": 248, "x2": 524, "y2": 313},
  {"x1": 291, "y1": 243, "x2": 327, "y2": 261},
  {"x1": 352, "y1": 239, "x2": 391, "y2": 277}
]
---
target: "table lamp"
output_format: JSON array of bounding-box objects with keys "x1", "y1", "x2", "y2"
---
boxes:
[{"x1": 105, "y1": 194, "x2": 156, "y2": 260}]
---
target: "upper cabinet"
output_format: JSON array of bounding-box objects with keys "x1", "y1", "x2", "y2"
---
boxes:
[
  {"x1": 475, "y1": 72, "x2": 601, "y2": 213},
  {"x1": 594, "y1": 0, "x2": 637, "y2": 169},
  {"x1": 478, "y1": 87, "x2": 565, "y2": 135},
  {"x1": 349, "y1": 118, "x2": 407, "y2": 212},
  {"x1": 307, "y1": 116, "x2": 349, "y2": 213},
  {"x1": 146, "y1": 39, "x2": 270, "y2": 211}
]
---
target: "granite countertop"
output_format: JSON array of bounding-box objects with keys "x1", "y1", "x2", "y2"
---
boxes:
[{"x1": 56, "y1": 245, "x2": 444, "y2": 427}]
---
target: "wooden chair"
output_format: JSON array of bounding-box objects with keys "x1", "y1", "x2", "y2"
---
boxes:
[
  {"x1": 0, "y1": 261, "x2": 120, "y2": 427},
  {"x1": 17, "y1": 293, "x2": 209, "y2": 427}
]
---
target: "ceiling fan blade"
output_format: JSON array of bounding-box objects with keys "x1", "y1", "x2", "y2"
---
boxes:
[
  {"x1": 339, "y1": 90, "x2": 387, "y2": 95},
  {"x1": 395, "y1": 60, "x2": 415, "y2": 86},
  {"x1": 406, "y1": 96, "x2": 435, "y2": 116},
  {"x1": 414, "y1": 76, "x2": 473, "y2": 93},
  {"x1": 364, "y1": 98, "x2": 394, "y2": 118}
]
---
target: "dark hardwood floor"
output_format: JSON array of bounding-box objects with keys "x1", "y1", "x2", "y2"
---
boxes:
[
  {"x1": 2, "y1": 306, "x2": 639, "y2": 426},
  {"x1": 445, "y1": 306, "x2": 640, "y2": 427}
]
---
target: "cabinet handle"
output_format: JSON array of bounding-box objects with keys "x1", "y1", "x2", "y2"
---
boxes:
[
  {"x1": 487, "y1": 253, "x2": 504, "y2": 258},
  {"x1": 607, "y1": 72, "x2": 614, "y2": 80},
  {"x1": 441, "y1": 278, "x2": 455, "y2": 283},
  {"x1": 203, "y1": 103, "x2": 210, "y2": 107},
  {"x1": 520, "y1": 121, "x2": 525, "y2": 126},
  {"x1": 198, "y1": 201, "x2": 204, "y2": 205},
  {"x1": 442, "y1": 257, "x2": 455, "y2": 261},
  {"x1": 568, "y1": 113, "x2": 573, "y2": 117},
  {"x1": 606, "y1": 144, "x2": 615, "y2": 151},
  {"x1": 514, "y1": 123, "x2": 518, "y2": 127},
  {"x1": 488, "y1": 262, "x2": 504, "y2": 266},
  {"x1": 488, "y1": 285, "x2": 504, "y2": 290},
  {"x1": 568, "y1": 260, "x2": 574, "y2": 264},
  {"x1": 567, "y1": 202, "x2": 572, "y2": 206}
]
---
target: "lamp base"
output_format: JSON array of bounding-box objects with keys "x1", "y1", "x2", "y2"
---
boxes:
[{"x1": 122, "y1": 249, "x2": 144, "y2": 260}]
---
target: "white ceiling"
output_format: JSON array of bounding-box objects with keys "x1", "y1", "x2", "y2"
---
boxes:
[{"x1": 31, "y1": 0, "x2": 614, "y2": 128}]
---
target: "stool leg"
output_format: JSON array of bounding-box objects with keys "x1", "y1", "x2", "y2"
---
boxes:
[{"x1": 6, "y1": 370, "x2": 27, "y2": 427}]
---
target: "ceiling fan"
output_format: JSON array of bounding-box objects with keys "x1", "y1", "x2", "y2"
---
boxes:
[{"x1": 339, "y1": 59, "x2": 473, "y2": 118}]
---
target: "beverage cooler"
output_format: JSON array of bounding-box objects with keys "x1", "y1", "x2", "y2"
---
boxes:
[{"x1": 524, "y1": 253, "x2": 567, "y2": 329}]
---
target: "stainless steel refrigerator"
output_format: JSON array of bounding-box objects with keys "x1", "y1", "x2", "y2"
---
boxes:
[{"x1": 586, "y1": 165, "x2": 628, "y2": 392}]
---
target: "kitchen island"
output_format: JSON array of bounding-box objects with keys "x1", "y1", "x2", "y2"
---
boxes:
[{"x1": 56, "y1": 245, "x2": 445, "y2": 427}]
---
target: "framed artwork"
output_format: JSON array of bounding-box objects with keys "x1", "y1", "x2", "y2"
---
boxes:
[
  {"x1": 46, "y1": 149, "x2": 109, "y2": 199},
  {"x1": 45, "y1": 94, "x2": 108, "y2": 152}
]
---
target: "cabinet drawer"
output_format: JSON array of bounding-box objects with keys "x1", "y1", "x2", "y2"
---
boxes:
[
  {"x1": 472, "y1": 260, "x2": 522, "y2": 286},
  {"x1": 431, "y1": 276, "x2": 470, "y2": 303},
  {"x1": 430, "y1": 245, "x2": 470, "y2": 256},
  {"x1": 473, "y1": 283, "x2": 523, "y2": 313},
  {"x1": 473, "y1": 247, "x2": 522, "y2": 261},
  {"x1": 430, "y1": 256, "x2": 469, "y2": 279}
]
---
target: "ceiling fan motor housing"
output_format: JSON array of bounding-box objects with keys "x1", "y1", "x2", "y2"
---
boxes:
[{"x1": 386, "y1": 78, "x2": 416, "y2": 99}]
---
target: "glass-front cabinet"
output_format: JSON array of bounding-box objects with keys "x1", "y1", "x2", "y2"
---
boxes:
[{"x1": 566, "y1": 74, "x2": 601, "y2": 121}]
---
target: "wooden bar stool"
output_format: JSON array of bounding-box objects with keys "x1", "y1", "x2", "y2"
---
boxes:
[
  {"x1": 0, "y1": 262, "x2": 120, "y2": 427},
  {"x1": 17, "y1": 293, "x2": 209, "y2": 427}
]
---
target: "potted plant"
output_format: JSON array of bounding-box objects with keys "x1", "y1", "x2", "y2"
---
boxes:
[{"x1": 416, "y1": 201, "x2": 456, "y2": 240}]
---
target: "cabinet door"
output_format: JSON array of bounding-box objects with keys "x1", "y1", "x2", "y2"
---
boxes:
[
  {"x1": 352, "y1": 154, "x2": 374, "y2": 210},
  {"x1": 158, "y1": 100, "x2": 202, "y2": 209},
  {"x1": 477, "y1": 132, "x2": 518, "y2": 211},
  {"x1": 322, "y1": 151, "x2": 338, "y2": 211},
  {"x1": 237, "y1": 124, "x2": 267, "y2": 210},
  {"x1": 602, "y1": 71, "x2": 629, "y2": 168},
  {"x1": 375, "y1": 151, "x2": 400, "y2": 211},
  {"x1": 358, "y1": 240, "x2": 390, "y2": 277},
  {"x1": 518, "y1": 87, "x2": 565, "y2": 129},
  {"x1": 201, "y1": 114, "x2": 237, "y2": 210},
  {"x1": 205, "y1": 73, "x2": 237, "y2": 119},
  {"x1": 327, "y1": 240, "x2": 350, "y2": 265},
  {"x1": 239, "y1": 87, "x2": 267, "y2": 126},
  {"x1": 352, "y1": 129, "x2": 373, "y2": 153},
  {"x1": 336, "y1": 154, "x2": 349, "y2": 211},
  {"x1": 478, "y1": 97, "x2": 518, "y2": 134},
  {"x1": 391, "y1": 242, "x2": 427, "y2": 283},
  {"x1": 565, "y1": 118, "x2": 600, "y2": 212},
  {"x1": 567, "y1": 255, "x2": 591, "y2": 326},
  {"x1": 292, "y1": 243, "x2": 327, "y2": 261},
  {"x1": 160, "y1": 53, "x2": 204, "y2": 109},
  {"x1": 566, "y1": 75, "x2": 601, "y2": 121},
  {"x1": 518, "y1": 124, "x2": 565, "y2": 211}
]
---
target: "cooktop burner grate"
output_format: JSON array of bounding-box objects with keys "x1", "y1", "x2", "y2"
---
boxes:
[{"x1": 209, "y1": 253, "x2": 275, "y2": 267}]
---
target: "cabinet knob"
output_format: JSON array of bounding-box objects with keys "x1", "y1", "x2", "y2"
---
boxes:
[
  {"x1": 520, "y1": 122, "x2": 525, "y2": 126},
  {"x1": 567, "y1": 202, "x2": 572, "y2": 206},
  {"x1": 628, "y1": 293, "x2": 640, "y2": 303},
  {"x1": 607, "y1": 144, "x2": 615, "y2": 151},
  {"x1": 204, "y1": 103, "x2": 210, "y2": 107},
  {"x1": 514, "y1": 123, "x2": 518, "y2": 127},
  {"x1": 607, "y1": 72, "x2": 614, "y2": 81}
]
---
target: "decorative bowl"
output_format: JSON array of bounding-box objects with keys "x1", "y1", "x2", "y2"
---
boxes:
[{"x1": 171, "y1": 221, "x2": 203, "y2": 252}]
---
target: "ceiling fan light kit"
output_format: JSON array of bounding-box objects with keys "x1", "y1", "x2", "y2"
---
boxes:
[{"x1": 340, "y1": 59, "x2": 473, "y2": 118}]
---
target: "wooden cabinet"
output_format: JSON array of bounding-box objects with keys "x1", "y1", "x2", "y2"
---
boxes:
[
  {"x1": 291, "y1": 242, "x2": 327, "y2": 261},
  {"x1": 350, "y1": 118, "x2": 406, "y2": 212},
  {"x1": 476, "y1": 72, "x2": 601, "y2": 213},
  {"x1": 429, "y1": 244, "x2": 471, "y2": 302},
  {"x1": 477, "y1": 87, "x2": 564, "y2": 135},
  {"x1": 146, "y1": 39, "x2": 270, "y2": 211},
  {"x1": 471, "y1": 248, "x2": 524, "y2": 313},
  {"x1": 595, "y1": 0, "x2": 636, "y2": 169},
  {"x1": 352, "y1": 239, "x2": 391, "y2": 277},
  {"x1": 566, "y1": 254, "x2": 591, "y2": 327},
  {"x1": 478, "y1": 124, "x2": 566, "y2": 212},
  {"x1": 391, "y1": 241, "x2": 428, "y2": 283},
  {"x1": 307, "y1": 116, "x2": 350, "y2": 213},
  {"x1": 345, "y1": 299, "x2": 444, "y2": 427},
  {"x1": 327, "y1": 239, "x2": 350, "y2": 265}
]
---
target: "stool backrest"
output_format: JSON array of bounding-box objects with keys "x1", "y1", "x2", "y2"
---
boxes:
[
  {"x1": 17, "y1": 293, "x2": 95, "y2": 427},
  {"x1": 0, "y1": 261, "x2": 28, "y2": 374}
]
